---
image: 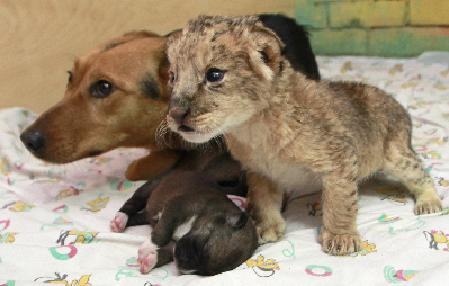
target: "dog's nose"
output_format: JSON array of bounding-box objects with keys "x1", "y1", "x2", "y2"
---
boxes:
[
  {"x1": 20, "y1": 130, "x2": 45, "y2": 153},
  {"x1": 169, "y1": 107, "x2": 190, "y2": 125}
]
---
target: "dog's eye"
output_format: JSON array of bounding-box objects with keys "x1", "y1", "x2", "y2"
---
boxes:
[
  {"x1": 205, "y1": 68, "x2": 225, "y2": 82},
  {"x1": 90, "y1": 80, "x2": 114, "y2": 98}
]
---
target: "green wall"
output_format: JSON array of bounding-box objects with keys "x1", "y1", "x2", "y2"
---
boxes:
[{"x1": 296, "y1": 0, "x2": 449, "y2": 56}]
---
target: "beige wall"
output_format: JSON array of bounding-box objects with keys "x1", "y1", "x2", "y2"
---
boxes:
[{"x1": 0, "y1": 0, "x2": 294, "y2": 113}]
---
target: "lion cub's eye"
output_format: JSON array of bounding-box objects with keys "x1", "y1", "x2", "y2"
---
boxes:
[
  {"x1": 169, "y1": 71, "x2": 175, "y2": 84},
  {"x1": 205, "y1": 68, "x2": 225, "y2": 82},
  {"x1": 90, "y1": 80, "x2": 114, "y2": 98}
]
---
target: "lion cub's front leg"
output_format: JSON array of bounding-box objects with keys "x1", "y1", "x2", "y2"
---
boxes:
[
  {"x1": 320, "y1": 174, "x2": 361, "y2": 255},
  {"x1": 247, "y1": 172, "x2": 285, "y2": 243}
]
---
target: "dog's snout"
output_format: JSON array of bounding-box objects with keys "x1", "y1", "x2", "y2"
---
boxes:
[
  {"x1": 169, "y1": 107, "x2": 190, "y2": 125},
  {"x1": 20, "y1": 130, "x2": 45, "y2": 153}
]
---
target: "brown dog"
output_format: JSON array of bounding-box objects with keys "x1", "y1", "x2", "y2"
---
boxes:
[{"x1": 19, "y1": 31, "x2": 182, "y2": 180}]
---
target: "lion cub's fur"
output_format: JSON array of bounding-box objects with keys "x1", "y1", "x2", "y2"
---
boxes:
[{"x1": 166, "y1": 15, "x2": 442, "y2": 255}]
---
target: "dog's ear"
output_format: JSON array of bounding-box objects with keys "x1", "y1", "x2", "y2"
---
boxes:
[
  {"x1": 226, "y1": 212, "x2": 248, "y2": 229},
  {"x1": 245, "y1": 25, "x2": 284, "y2": 81},
  {"x1": 102, "y1": 30, "x2": 160, "y2": 51}
]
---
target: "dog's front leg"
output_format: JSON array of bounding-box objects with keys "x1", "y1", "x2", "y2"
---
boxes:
[
  {"x1": 125, "y1": 149, "x2": 180, "y2": 181},
  {"x1": 247, "y1": 172, "x2": 285, "y2": 243}
]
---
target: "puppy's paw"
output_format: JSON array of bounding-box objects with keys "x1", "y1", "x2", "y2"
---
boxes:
[
  {"x1": 110, "y1": 212, "x2": 128, "y2": 233},
  {"x1": 256, "y1": 215, "x2": 286, "y2": 243},
  {"x1": 320, "y1": 228, "x2": 361, "y2": 256},
  {"x1": 414, "y1": 196, "x2": 442, "y2": 215},
  {"x1": 137, "y1": 239, "x2": 158, "y2": 274}
]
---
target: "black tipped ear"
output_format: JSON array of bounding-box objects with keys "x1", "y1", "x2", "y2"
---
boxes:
[{"x1": 227, "y1": 212, "x2": 248, "y2": 229}]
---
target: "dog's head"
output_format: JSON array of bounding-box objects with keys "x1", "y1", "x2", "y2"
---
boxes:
[
  {"x1": 166, "y1": 16, "x2": 285, "y2": 144},
  {"x1": 20, "y1": 31, "x2": 170, "y2": 163},
  {"x1": 174, "y1": 200, "x2": 258, "y2": 276}
]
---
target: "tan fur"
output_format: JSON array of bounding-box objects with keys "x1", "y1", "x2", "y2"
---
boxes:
[
  {"x1": 166, "y1": 15, "x2": 442, "y2": 255},
  {"x1": 22, "y1": 31, "x2": 189, "y2": 180}
]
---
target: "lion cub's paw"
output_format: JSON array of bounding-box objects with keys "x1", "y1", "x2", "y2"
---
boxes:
[
  {"x1": 320, "y1": 228, "x2": 361, "y2": 256},
  {"x1": 414, "y1": 196, "x2": 442, "y2": 215},
  {"x1": 256, "y1": 215, "x2": 286, "y2": 243}
]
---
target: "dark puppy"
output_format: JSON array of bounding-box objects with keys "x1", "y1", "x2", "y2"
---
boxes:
[
  {"x1": 110, "y1": 151, "x2": 245, "y2": 230},
  {"x1": 111, "y1": 152, "x2": 258, "y2": 276},
  {"x1": 144, "y1": 187, "x2": 257, "y2": 276}
]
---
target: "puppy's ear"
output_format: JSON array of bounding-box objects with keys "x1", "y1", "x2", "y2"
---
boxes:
[
  {"x1": 246, "y1": 25, "x2": 284, "y2": 81},
  {"x1": 226, "y1": 212, "x2": 248, "y2": 229}
]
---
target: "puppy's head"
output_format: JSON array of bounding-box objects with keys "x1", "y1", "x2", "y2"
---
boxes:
[
  {"x1": 166, "y1": 16, "x2": 285, "y2": 143},
  {"x1": 20, "y1": 31, "x2": 170, "y2": 163},
  {"x1": 174, "y1": 201, "x2": 258, "y2": 276}
]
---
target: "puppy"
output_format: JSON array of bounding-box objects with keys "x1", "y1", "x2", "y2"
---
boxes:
[
  {"x1": 166, "y1": 15, "x2": 443, "y2": 256},
  {"x1": 110, "y1": 151, "x2": 247, "y2": 230},
  {"x1": 19, "y1": 14, "x2": 320, "y2": 181},
  {"x1": 111, "y1": 152, "x2": 258, "y2": 276}
]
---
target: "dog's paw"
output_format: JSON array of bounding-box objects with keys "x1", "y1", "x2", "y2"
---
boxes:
[
  {"x1": 320, "y1": 228, "x2": 361, "y2": 256},
  {"x1": 125, "y1": 161, "x2": 142, "y2": 181},
  {"x1": 110, "y1": 212, "x2": 128, "y2": 233},
  {"x1": 137, "y1": 239, "x2": 158, "y2": 274},
  {"x1": 256, "y1": 215, "x2": 286, "y2": 243},
  {"x1": 414, "y1": 196, "x2": 442, "y2": 215}
]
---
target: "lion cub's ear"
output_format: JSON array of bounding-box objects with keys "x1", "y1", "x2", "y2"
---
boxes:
[{"x1": 245, "y1": 26, "x2": 284, "y2": 81}]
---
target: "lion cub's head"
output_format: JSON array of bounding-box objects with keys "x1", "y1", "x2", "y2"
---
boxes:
[{"x1": 167, "y1": 15, "x2": 286, "y2": 143}]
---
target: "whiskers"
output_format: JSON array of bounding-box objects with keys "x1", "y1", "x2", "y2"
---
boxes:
[{"x1": 155, "y1": 119, "x2": 172, "y2": 147}]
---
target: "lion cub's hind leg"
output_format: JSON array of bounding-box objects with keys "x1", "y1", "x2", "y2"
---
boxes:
[{"x1": 383, "y1": 140, "x2": 442, "y2": 215}]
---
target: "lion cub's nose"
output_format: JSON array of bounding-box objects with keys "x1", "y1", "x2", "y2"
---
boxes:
[{"x1": 169, "y1": 107, "x2": 190, "y2": 125}]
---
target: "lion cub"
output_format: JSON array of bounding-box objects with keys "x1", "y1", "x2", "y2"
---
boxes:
[{"x1": 165, "y1": 16, "x2": 442, "y2": 255}]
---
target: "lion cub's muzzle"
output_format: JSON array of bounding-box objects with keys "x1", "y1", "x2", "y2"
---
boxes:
[{"x1": 168, "y1": 102, "x2": 195, "y2": 133}]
